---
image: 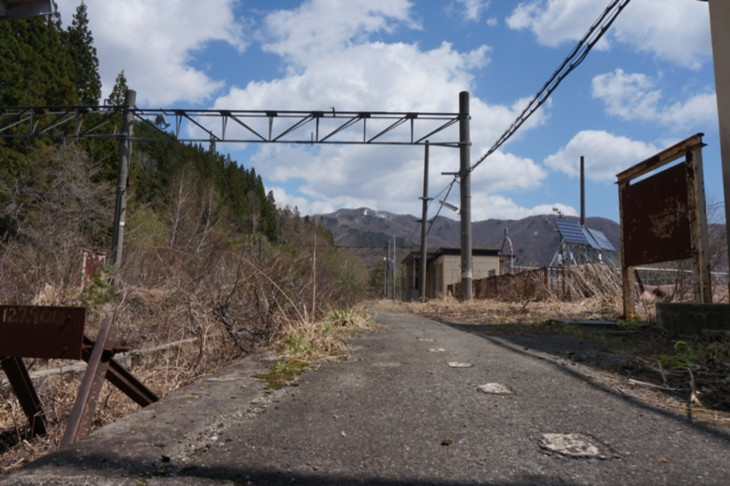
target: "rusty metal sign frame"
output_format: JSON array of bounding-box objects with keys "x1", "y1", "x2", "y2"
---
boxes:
[
  {"x1": 0, "y1": 306, "x2": 158, "y2": 447},
  {"x1": 616, "y1": 133, "x2": 712, "y2": 318},
  {"x1": 0, "y1": 305, "x2": 85, "y2": 359}
]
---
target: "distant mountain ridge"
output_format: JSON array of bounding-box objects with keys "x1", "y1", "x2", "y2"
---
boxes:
[{"x1": 315, "y1": 207, "x2": 621, "y2": 268}]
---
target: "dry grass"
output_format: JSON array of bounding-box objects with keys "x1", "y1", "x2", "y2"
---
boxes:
[
  {"x1": 0, "y1": 304, "x2": 377, "y2": 475},
  {"x1": 276, "y1": 307, "x2": 377, "y2": 362},
  {"x1": 381, "y1": 294, "x2": 622, "y2": 326}
]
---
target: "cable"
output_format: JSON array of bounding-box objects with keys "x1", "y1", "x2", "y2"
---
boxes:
[
  {"x1": 425, "y1": 176, "x2": 458, "y2": 236},
  {"x1": 469, "y1": 0, "x2": 632, "y2": 174},
  {"x1": 415, "y1": 0, "x2": 631, "y2": 252}
]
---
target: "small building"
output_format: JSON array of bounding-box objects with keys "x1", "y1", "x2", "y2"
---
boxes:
[{"x1": 401, "y1": 248, "x2": 501, "y2": 300}]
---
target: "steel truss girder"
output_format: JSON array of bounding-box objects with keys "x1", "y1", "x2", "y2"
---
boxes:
[{"x1": 0, "y1": 105, "x2": 464, "y2": 147}]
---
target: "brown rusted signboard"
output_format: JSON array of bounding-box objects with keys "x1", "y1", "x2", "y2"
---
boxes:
[
  {"x1": 616, "y1": 133, "x2": 711, "y2": 318},
  {"x1": 0, "y1": 305, "x2": 85, "y2": 359},
  {"x1": 620, "y1": 163, "x2": 691, "y2": 267}
]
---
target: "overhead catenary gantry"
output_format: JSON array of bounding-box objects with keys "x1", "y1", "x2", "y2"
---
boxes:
[
  {"x1": 0, "y1": 91, "x2": 476, "y2": 298},
  {"x1": 0, "y1": 104, "x2": 464, "y2": 147}
]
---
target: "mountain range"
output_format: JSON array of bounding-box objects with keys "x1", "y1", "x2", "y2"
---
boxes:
[{"x1": 315, "y1": 208, "x2": 621, "y2": 268}]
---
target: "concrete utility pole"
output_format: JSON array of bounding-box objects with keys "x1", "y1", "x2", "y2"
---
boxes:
[
  {"x1": 392, "y1": 235, "x2": 397, "y2": 300},
  {"x1": 110, "y1": 90, "x2": 136, "y2": 269},
  {"x1": 703, "y1": 0, "x2": 730, "y2": 294},
  {"x1": 580, "y1": 156, "x2": 586, "y2": 227},
  {"x1": 419, "y1": 141, "x2": 430, "y2": 301},
  {"x1": 459, "y1": 91, "x2": 473, "y2": 300},
  {"x1": 384, "y1": 243, "x2": 389, "y2": 299}
]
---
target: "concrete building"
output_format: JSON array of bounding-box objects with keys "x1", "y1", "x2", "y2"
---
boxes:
[{"x1": 402, "y1": 248, "x2": 501, "y2": 300}]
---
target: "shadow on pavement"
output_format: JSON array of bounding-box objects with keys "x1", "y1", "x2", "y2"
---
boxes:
[
  {"x1": 13, "y1": 448, "x2": 587, "y2": 486},
  {"x1": 438, "y1": 319, "x2": 730, "y2": 443}
]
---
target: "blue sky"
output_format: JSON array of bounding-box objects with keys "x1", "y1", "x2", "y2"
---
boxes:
[{"x1": 57, "y1": 0, "x2": 721, "y2": 224}]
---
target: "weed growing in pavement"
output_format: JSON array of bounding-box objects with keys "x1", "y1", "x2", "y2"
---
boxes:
[
  {"x1": 255, "y1": 359, "x2": 309, "y2": 390},
  {"x1": 255, "y1": 307, "x2": 376, "y2": 390}
]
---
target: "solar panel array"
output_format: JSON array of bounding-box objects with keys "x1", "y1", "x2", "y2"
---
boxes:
[
  {"x1": 553, "y1": 218, "x2": 601, "y2": 250},
  {"x1": 586, "y1": 228, "x2": 616, "y2": 252}
]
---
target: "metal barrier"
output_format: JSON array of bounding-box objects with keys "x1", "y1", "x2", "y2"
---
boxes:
[{"x1": 0, "y1": 305, "x2": 158, "y2": 447}]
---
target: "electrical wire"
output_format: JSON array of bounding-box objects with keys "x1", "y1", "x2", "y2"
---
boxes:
[
  {"x1": 469, "y1": 0, "x2": 632, "y2": 174},
  {"x1": 425, "y1": 176, "x2": 458, "y2": 236}
]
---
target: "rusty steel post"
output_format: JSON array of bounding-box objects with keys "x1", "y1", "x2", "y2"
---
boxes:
[
  {"x1": 80, "y1": 335, "x2": 158, "y2": 407},
  {"x1": 459, "y1": 91, "x2": 472, "y2": 300},
  {"x1": 61, "y1": 317, "x2": 114, "y2": 448},
  {"x1": 1, "y1": 357, "x2": 46, "y2": 436}
]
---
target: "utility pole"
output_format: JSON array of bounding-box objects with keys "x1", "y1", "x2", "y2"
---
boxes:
[
  {"x1": 392, "y1": 235, "x2": 397, "y2": 300},
  {"x1": 580, "y1": 155, "x2": 586, "y2": 227},
  {"x1": 459, "y1": 91, "x2": 472, "y2": 300},
  {"x1": 110, "y1": 89, "x2": 135, "y2": 269},
  {"x1": 419, "y1": 141, "x2": 430, "y2": 301},
  {"x1": 704, "y1": 0, "x2": 730, "y2": 295},
  {"x1": 384, "y1": 242, "x2": 390, "y2": 299}
]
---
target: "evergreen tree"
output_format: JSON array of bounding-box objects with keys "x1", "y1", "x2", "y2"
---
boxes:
[
  {"x1": 66, "y1": 2, "x2": 101, "y2": 106},
  {"x1": 0, "y1": 14, "x2": 76, "y2": 106},
  {"x1": 107, "y1": 70, "x2": 129, "y2": 105}
]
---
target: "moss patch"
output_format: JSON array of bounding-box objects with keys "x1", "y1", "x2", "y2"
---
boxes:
[{"x1": 255, "y1": 358, "x2": 309, "y2": 390}]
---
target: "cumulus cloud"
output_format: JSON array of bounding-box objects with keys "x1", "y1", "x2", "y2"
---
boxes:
[
  {"x1": 592, "y1": 69, "x2": 717, "y2": 131},
  {"x1": 453, "y1": 0, "x2": 491, "y2": 22},
  {"x1": 543, "y1": 130, "x2": 659, "y2": 182},
  {"x1": 211, "y1": 2, "x2": 555, "y2": 218},
  {"x1": 506, "y1": 0, "x2": 607, "y2": 48},
  {"x1": 506, "y1": 0, "x2": 711, "y2": 69},
  {"x1": 612, "y1": 0, "x2": 711, "y2": 70},
  {"x1": 469, "y1": 194, "x2": 576, "y2": 221},
  {"x1": 56, "y1": 0, "x2": 245, "y2": 105},
  {"x1": 260, "y1": 0, "x2": 417, "y2": 65}
]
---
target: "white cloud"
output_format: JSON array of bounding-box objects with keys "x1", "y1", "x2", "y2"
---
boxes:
[
  {"x1": 57, "y1": 0, "x2": 246, "y2": 105},
  {"x1": 544, "y1": 130, "x2": 659, "y2": 182},
  {"x1": 612, "y1": 0, "x2": 711, "y2": 70},
  {"x1": 591, "y1": 69, "x2": 661, "y2": 121},
  {"x1": 215, "y1": 41, "x2": 489, "y2": 113},
  {"x1": 271, "y1": 187, "x2": 337, "y2": 216},
  {"x1": 470, "y1": 194, "x2": 576, "y2": 221},
  {"x1": 470, "y1": 150, "x2": 546, "y2": 194},
  {"x1": 260, "y1": 0, "x2": 417, "y2": 66},
  {"x1": 453, "y1": 0, "x2": 491, "y2": 22},
  {"x1": 592, "y1": 69, "x2": 717, "y2": 132},
  {"x1": 211, "y1": 0, "x2": 550, "y2": 220},
  {"x1": 506, "y1": 0, "x2": 711, "y2": 69},
  {"x1": 506, "y1": 0, "x2": 608, "y2": 48}
]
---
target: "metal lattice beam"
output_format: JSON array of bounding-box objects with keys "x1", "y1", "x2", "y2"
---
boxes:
[{"x1": 0, "y1": 105, "x2": 463, "y2": 147}]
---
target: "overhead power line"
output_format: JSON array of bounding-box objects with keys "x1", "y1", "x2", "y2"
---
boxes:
[
  {"x1": 469, "y1": 0, "x2": 632, "y2": 174},
  {"x1": 424, "y1": 0, "x2": 631, "y2": 240}
]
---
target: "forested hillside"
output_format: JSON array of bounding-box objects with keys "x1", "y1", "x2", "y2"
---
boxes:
[{"x1": 0, "y1": 6, "x2": 369, "y2": 346}]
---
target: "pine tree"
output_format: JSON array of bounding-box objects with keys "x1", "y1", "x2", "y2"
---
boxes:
[
  {"x1": 66, "y1": 2, "x2": 101, "y2": 105},
  {"x1": 107, "y1": 70, "x2": 130, "y2": 105}
]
